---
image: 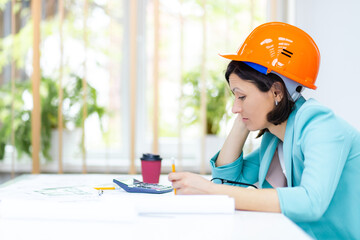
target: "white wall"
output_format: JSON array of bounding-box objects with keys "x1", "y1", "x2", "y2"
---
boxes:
[{"x1": 294, "y1": 0, "x2": 360, "y2": 130}]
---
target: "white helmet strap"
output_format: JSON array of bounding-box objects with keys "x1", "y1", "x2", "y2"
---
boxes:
[{"x1": 272, "y1": 71, "x2": 304, "y2": 102}]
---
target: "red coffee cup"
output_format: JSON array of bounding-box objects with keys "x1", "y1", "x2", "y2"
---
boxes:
[{"x1": 140, "y1": 153, "x2": 162, "y2": 184}]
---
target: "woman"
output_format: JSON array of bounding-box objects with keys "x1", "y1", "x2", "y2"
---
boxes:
[{"x1": 168, "y1": 22, "x2": 360, "y2": 239}]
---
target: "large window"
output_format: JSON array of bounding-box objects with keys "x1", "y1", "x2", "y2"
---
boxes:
[{"x1": 0, "y1": 0, "x2": 266, "y2": 174}]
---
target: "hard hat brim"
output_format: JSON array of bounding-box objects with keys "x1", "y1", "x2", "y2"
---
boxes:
[
  {"x1": 219, "y1": 54, "x2": 269, "y2": 75},
  {"x1": 218, "y1": 53, "x2": 317, "y2": 90},
  {"x1": 218, "y1": 53, "x2": 243, "y2": 61}
]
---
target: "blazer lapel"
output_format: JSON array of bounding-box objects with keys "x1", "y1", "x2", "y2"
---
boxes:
[{"x1": 283, "y1": 96, "x2": 306, "y2": 187}]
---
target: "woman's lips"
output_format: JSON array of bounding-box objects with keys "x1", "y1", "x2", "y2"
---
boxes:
[{"x1": 242, "y1": 117, "x2": 249, "y2": 122}]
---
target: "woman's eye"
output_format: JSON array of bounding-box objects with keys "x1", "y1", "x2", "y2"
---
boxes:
[{"x1": 238, "y1": 96, "x2": 246, "y2": 100}]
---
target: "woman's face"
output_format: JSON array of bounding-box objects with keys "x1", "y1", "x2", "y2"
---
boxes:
[{"x1": 229, "y1": 73, "x2": 275, "y2": 131}]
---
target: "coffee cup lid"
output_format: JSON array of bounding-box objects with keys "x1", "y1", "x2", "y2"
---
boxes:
[{"x1": 140, "y1": 153, "x2": 162, "y2": 161}]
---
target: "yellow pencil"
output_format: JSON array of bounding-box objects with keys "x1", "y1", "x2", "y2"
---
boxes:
[
  {"x1": 93, "y1": 186, "x2": 116, "y2": 190},
  {"x1": 171, "y1": 158, "x2": 177, "y2": 195},
  {"x1": 94, "y1": 185, "x2": 116, "y2": 196}
]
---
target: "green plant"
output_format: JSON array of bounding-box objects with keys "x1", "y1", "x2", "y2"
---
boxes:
[
  {"x1": 182, "y1": 68, "x2": 231, "y2": 135},
  {"x1": 0, "y1": 75, "x2": 106, "y2": 161}
]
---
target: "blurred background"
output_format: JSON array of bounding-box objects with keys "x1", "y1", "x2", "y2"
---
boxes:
[{"x1": 0, "y1": 0, "x2": 359, "y2": 181}]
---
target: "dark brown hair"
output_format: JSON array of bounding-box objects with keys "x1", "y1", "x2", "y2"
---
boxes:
[{"x1": 225, "y1": 61, "x2": 295, "y2": 137}]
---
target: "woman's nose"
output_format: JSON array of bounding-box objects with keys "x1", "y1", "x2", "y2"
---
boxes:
[{"x1": 232, "y1": 101, "x2": 242, "y2": 114}]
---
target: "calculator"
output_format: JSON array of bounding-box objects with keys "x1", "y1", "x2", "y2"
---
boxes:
[{"x1": 113, "y1": 178, "x2": 173, "y2": 194}]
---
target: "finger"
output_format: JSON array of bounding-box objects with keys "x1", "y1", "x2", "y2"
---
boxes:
[
  {"x1": 174, "y1": 188, "x2": 183, "y2": 195},
  {"x1": 168, "y1": 172, "x2": 176, "y2": 181},
  {"x1": 171, "y1": 180, "x2": 181, "y2": 190},
  {"x1": 174, "y1": 187, "x2": 192, "y2": 195},
  {"x1": 168, "y1": 172, "x2": 186, "y2": 181}
]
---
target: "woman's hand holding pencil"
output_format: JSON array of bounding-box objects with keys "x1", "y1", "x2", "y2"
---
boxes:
[{"x1": 168, "y1": 170, "x2": 213, "y2": 195}]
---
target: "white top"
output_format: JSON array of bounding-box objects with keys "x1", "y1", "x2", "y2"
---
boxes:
[{"x1": 277, "y1": 142, "x2": 287, "y2": 178}]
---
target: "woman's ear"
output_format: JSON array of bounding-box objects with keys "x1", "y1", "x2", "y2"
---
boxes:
[{"x1": 271, "y1": 82, "x2": 284, "y2": 102}]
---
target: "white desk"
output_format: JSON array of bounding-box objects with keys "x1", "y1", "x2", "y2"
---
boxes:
[{"x1": 0, "y1": 174, "x2": 311, "y2": 240}]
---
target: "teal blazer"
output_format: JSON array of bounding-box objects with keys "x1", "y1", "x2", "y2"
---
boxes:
[{"x1": 211, "y1": 96, "x2": 360, "y2": 239}]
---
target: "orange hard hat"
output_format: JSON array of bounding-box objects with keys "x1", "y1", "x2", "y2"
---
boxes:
[{"x1": 219, "y1": 22, "x2": 320, "y2": 89}]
